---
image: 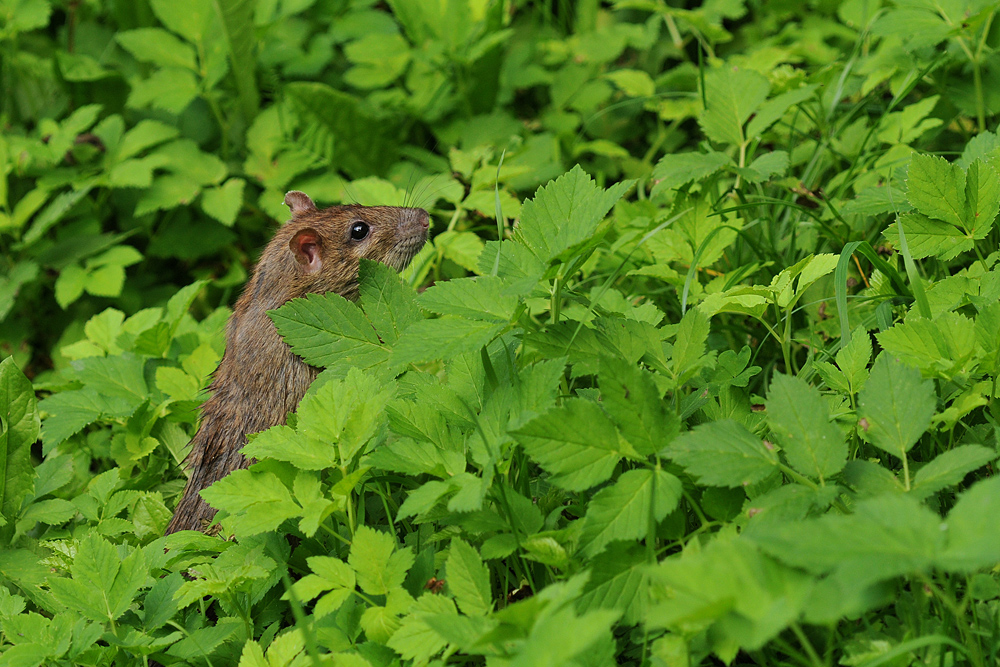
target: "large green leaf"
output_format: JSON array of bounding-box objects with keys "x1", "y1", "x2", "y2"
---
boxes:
[
  {"x1": 512, "y1": 399, "x2": 626, "y2": 491},
  {"x1": 765, "y1": 374, "x2": 846, "y2": 482},
  {"x1": 269, "y1": 292, "x2": 389, "y2": 371},
  {"x1": 0, "y1": 358, "x2": 37, "y2": 536},
  {"x1": 857, "y1": 353, "x2": 936, "y2": 460},
  {"x1": 578, "y1": 468, "x2": 681, "y2": 557},
  {"x1": 668, "y1": 420, "x2": 779, "y2": 487}
]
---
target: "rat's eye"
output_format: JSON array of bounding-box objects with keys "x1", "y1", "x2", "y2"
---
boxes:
[{"x1": 350, "y1": 221, "x2": 370, "y2": 241}]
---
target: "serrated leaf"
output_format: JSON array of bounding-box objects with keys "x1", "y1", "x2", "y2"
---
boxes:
[
  {"x1": 512, "y1": 399, "x2": 625, "y2": 491},
  {"x1": 910, "y1": 445, "x2": 998, "y2": 500},
  {"x1": 358, "y1": 259, "x2": 421, "y2": 345},
  {"x1": 126, "y1": 68, "x2": 200, "y2": 115},
  {"x1": 391, "y1": 317, "x2": 505, "y2": 367},
  {"x1": 446, "y1": 538, "x2": 492, "y2": 616},
  {"x1": 349, "y1": 526, "x2": 413, "y2": 595},
  {"x1": 200, "y1": 469, "x2": 300, "y2": 535},
  {"x1": 599, "y1": 357, "x2": 677, "y2": 457},
  {"x1": 906, "y1": 153, "x2": 966, "y2": 227},
  {"x1": 269, "y1": 292, "x2": 388, "y2": 370},
  {"x1": 650, "y1": 151, "x2": 732, "y2": 194},
  {"x1": 766, "y1": 374, "x2": 846, "y2": 481},
  {"x1": 200, "y1": 177, "x2": 245, "y2": 226},
  {"x1": 39, "y1": 388, "x2": 136, "y2": 448},
  {"x1": 883, "y1": 212, "x2": 972, "y2": 260},
  {"x1": 670, "y1": 308, "x2": 710, "y2": 385},
  {"x1": 857, "y1": 354, "x2": 936, "y2": 460},
  {"x1": 939, "y1": 476, "x2": 1000, "y2": 572},
  {"x1": 116, "y1": 28, "x2": 197, "y2": 70},
  {"x1": 513, "y1": 165, "x2": 631, "y2": 263},
  {"x1": 417, "y1": 275, "x2": 518, "y2": 322},
  {"x1": 0, "y1": 358, "x2": 37, "y2": 534},
  {"x1": 668, "y1": 420, "x2": 779, "y2": 487},
  {"x1": 963, "y1": 158, "x2": 1000, "y2": 235},
  {"x1": 579, "y1": 469, "x2": 681, "y2": 557},
  {"x1": 699, "y1": 67, "x2": 770, "y2": 146},
  {"x1": 749, "y1": 494, "x2": 941, "y2": 576}
]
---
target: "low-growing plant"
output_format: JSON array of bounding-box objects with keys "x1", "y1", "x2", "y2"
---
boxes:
[{"x1": 3, "y1": 1, "x2": 1000, "y2": 666}]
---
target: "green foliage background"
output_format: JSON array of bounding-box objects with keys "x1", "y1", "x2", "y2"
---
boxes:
[{"x1": 2, "y1": 0, "x2": 1000, "y2": 665}]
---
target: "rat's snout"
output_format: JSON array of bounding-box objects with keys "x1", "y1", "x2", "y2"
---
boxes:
[{"x1": 406, "y1": 207, "x2": 429, "y2": 229}]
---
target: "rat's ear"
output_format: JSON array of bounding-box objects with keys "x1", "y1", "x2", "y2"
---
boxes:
[
  {"x1": 284, "y1": 191, "x2": 317, "y2": 215},
  {"x1": 290, "y1": 228, "x2": 323, "y2": 273}
]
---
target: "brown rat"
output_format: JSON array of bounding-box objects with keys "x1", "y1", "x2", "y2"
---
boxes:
[{"x1": 165, "y1": 191, "x2": 429, "y2": 534}]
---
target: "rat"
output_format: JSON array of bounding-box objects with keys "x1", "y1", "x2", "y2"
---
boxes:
[{"x1": 165, "y1": 191, "x2": 429, "y2": 534}]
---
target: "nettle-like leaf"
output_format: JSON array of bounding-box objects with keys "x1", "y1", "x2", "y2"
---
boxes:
[
  {"x1": 0, "y1": 358, "x2": 38, "y2": 536},
  {"x1": 857, "y1": 353, "x2": 936, "y2": 460},
  {"x1": 578, "y1": 468, "x2": 681, "y2": 558},
  {"x1": 512, "y1": 399, "x2": 629, "y2": 491},
  {"x1": 513, "y1": 165, "x2": 632, "y2": 263},
  {"x1": 765, "y1": 374, "x2": 846, "y2": 482},
  {"x1": 885, "y1": 153, "x2": 1000, "y2": 259},
  {"x1": 668, "y1": 420, "x2": 779, "y2": 488},
  {"x1": 349, "y1": 525, "x2": 414, "y2": 596}
]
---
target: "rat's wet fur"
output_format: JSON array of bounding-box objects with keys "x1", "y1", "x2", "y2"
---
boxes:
[{"x1": 166, "y1": 191, "x2": 428, "y2": 534}]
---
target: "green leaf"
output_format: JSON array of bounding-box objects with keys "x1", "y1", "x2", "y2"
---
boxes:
[
  {"x1": 668, "y1": 420, "x2": 779, "y2": 487},
  {"x1": 604, "y1": 69, "x2": 655, "y2": 97},
  {"x1": 286, "y1": 82, "x2": 398, "y2": 177},
  {"x1": 883, "y1": 212, "x2": 972, "y2": 261},
  {"x1": 298, "y1": 367, "x2": 393, "y2": 463},
  {"x1": 200, "y1": 177, "x2": 245, "y2": 226},
  {"x1": 0, "y1": 358, "x2": 37, "y2": 535},
  {"x1": 963, "y1": 159, "x2": 1000, "y2": 235},
  {"x1": 446, "y1": 538, "x2": 492, "y2": 616},
  {"x1": 579, "y1": 468, "x2": 681, "y2": 557},
  {"x1": 650, "y1": 151, "x2": 732, "y2": 195},
  {"x1": 939, "y1": 476, "x2": 1000, "y2": 572},
  {"x1": 875, "y1": 312, "x2": 977, "y2": 379},
  {"x1": 906, "y1": 153, "x2": 966, "y2": 227},
  {"x1": 598, "y1": 357, "x2": 677, "y2": 457},
  {"x1": 39, "y1": 389, "x2": 135, "y2": 448},
  {"x1": 576, "y1": 543, "x2": 648, "y2": 625},
  {"x1": 857, "y1": 354, "x2": 936, "y2": 460},
  {"x1": 117, "y1": 119, "x2": 179, "y2": 160},
  {"x1": 126, "y1": 68, "x2": 200, "y2": 115},
  {"x1": 416, "y1": 276, "x2": 518, "y2": 322},
  {"x1": 134, "y1": 174, "x2": 201, "y2": 216},
  {"x1": 200, "y1": 469, "x2": 301, "y2": 535},
  {"x1": 513, "y1": 399, "x2": 625, "y2": 491},
  {"x1": 647, "y1": 537, "x2": 810, "y2": 652},
  {"x1": 749, "y1": 494, "x2": 942, "y2": 576},
  {"x1": 835, "y1": 326, "x2": 871, "y2": 394},
  {"x1": 349, "y1": 525, "x2": 413, "y2": 596},
  {"x1": 670, "y1": 308, "x2": 710, "y2": 386},
  {"x1": 513, "y1": 165, "x2": 632, "y2": 263},
  {"x1": 211, "y1": 0, "x2": 259, "y2": 119},
  {"x1": 116, "y1": 28, "x2": 197, "y2": 70},
  {"x1": 766, "y1": 374, "x2": 846, "y2": 481},
  {"x1": 699, "y1": 67, "x2": 770, "y2": 146},
  {"x1": 49, "y1": 534, "x2": 147, "y2": 623},
  {"x1": 391, "y1": 318, "x2": 505, "y2": 367},
  {"x1": 910, "y1": 445, "x2": 998, "y2": 500},
  {"x1": 746, "y1": 85, "x2": 817, "y2": 138},
  {"x1": 269, "y1": 292, "x2": 388, "y2": 371},
  {"x1": 150, "y1": 0, "x2": 212, "y2": 43},
  {"x1": 358, "y1": 258, "x2": 421, "y2": 345},
  {"x1": 386, "y1": 594, "x2": 454, "y2": 664},
  {"x1": 290, "y1": 556, "x2": 355, "y2": 618},
  {"x1": 242, "y1": 426, "x2": 333, "y2": 471}
]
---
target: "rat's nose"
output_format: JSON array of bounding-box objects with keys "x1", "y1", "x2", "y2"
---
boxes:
[{"x1": 405, "y1": 208, "x2": 429, "y2": 229}]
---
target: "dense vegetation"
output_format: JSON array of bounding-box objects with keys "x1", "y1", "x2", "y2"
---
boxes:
[{"x1": 3, "y1": 0, "x2": 1000, "y2": 665}]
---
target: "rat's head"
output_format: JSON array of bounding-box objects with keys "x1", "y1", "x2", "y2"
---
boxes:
[{"x1": 279, "y1": 190, "x2": 429, "y2": 296}]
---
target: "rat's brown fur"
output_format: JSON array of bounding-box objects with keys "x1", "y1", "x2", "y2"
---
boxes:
[{"x1": 165, "y1": 191, "x2": 428, "y2": 534}]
